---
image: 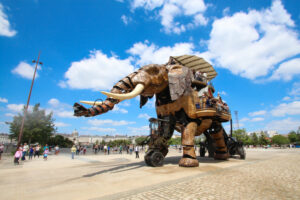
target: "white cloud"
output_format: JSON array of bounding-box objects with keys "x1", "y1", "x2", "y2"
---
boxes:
[
  {"x1": 249, "y1": 110, "x2": 266, "y2": 117},
  {"x1": 0, "y1": 97, "x2": 8, "y2": 103},
  {"x1": 82, "y1": 126, "x2": 117, "y2": 133},
  {"x1": 270, "y1": 101, "x2": 300, "y2": 117},
  {"x1": 48, "y1": 98, "x2": 60, "y2": 107},
  {"x1": 206, "y1": 0, "x2": 300, "y2": 80},
  {"x1": 55, "y1": 122, "x2": 70, "y2": 127},
  {"x1": 61, "y1": 50, "x2": 134, "y2": 91},
  {"x1": 5, "y1": 113, "x2": 14, "y2": 117},
  {"x1": 270, "y1": 58, "x2": 300, "y2": 81},
  {"x1": 282, "y1": 96, "x2": 291, "y2": 101},
  {"x1": 56, "y1": 111, "x2": 74, "y2": 118},
  {"x1": 127, "y1": 125, "x2": 149, "y2": 136},
  {"x1": 127, "y1": 41, "x2": 196, "y2": 65},
  {"x1": 0, "y1": 3, "x2": 16, "y2": 37},
  {"x1": 7, "y1": 104, "x2": 25, "y2": 113},
  {"x1": 289, "y1": 82, "x2": 300, "y2": 96},
  {"x1": 88, "y1": 119, "x2": 135, "y2": 126},
  {"x1": 12, "y1": 62, "x2": 39, "y2": 80},
  {"x1": 131, "y1": 0, "x2": 207, "y2": 34},
  {"x1": 121, "y1": 15, "x2": 132, "y2": 25},
  {"x1": 265, "y1": 118, "x2": 300, "y2": 133},
  {"x1": 112, "y1": 105, "x2": 128, "y2": 114},
  {"x1": 240, "y1": 117, "x2": 249, "y2": 122},
  {"x1": 138, "y1": 113, "x2": 151, "y2": 120},
  {"x1": 251, "y1": 117, "x2": 264, "y2": 122}
]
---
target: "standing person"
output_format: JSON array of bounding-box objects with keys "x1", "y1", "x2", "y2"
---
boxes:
[
  {"x1": 0, "y1": 143, "x2": 4, "y2": 160},
  {"x1": 43, "y1": 144, "x2": 49, "y2": 151},
  {"x1": 107, "y1": 146, "x2": 110, "y2": 155},
  {"x1": 43, "y1": 148, "x2": 49, "y2": 161},
  {"x1": 71, "y1": 145, "x2": 76, "y2": 159},
  {"x1": 83, "y1": 146, "x2": 87, "y2": 155},
  {"x1": 55, "y1": 145, "x2": 60, "y2": 155},
  {"x1": 104, "y1": 145, "x2": 107, "y2": 155},
  {"x1": 34, "y1": 144, "x2": 40, "y2": 158},
  {"x1": 22, "y1": 143, "x2": 29, "y2": 161},
  {"x1": 119, "y1": 145, "x2": 123, "y2": 154},
  {"x1": 135, "y1": 146, "x2": 139, "y2": 158},
  {"x1": 14, "y1": 146, "x2": 23, "y2": 165},
  {"x1": 28, "y1": 146, "x2": 34, "y2": 160}
]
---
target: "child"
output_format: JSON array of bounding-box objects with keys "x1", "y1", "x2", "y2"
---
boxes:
[
  {"x1": 43, "y1": 148, "x2": 49, "y2": 161},
  {"x1": 28, "y1": 146, "x2": 34, "y2": 160},
  {"x1": 14, "y1": 147, "x2": 22, "y2": 165}
]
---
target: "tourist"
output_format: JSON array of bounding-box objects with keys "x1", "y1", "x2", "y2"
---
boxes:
[
  {"x1": 104, "y1": 145, "x2": 107, "y2": 154},
  {"x1": 83, "y1": 146, "x2": 87, "y2": 155},
  {"x1": 43, "y1": 148, "x2": 49, "y2": 161},
  {"x1": 34, "y1": 144, "x2": 40, "y2": 158},
  {"x1": 71, "y1": 145, "x2": 76, "y2": 159},
  {"x1": 22, "y1": 143, "x2": 29, "y2": 161},
  {"x1": 14, "y1": 146, "x2": 22, "y2": 165},
  {"x1": 44, "y1": 144, "x2": 49, "y2": 151},
  {"x1": 55, "y1": 145, "x2": 60, "y2": 155},
  {"x1": 28, "y1": 145, "x2": 34, "y2": 160},
  {"x1": 0, "y1": 143, "x2": 4, "y2": 160},
  {"x1": 135, "y1": 146, "x2": 139, "y2": 158}
]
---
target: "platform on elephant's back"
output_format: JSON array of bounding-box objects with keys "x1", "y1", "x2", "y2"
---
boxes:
[{"x1": 196, "y1": 108, "x2": 231, "y2": 122}]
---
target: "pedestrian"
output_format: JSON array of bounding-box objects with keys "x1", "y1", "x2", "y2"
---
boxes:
[
  {"x1": 135, "y1": 146, "x2": 139, "y2": 158},
  {"x1": 34, "y1": 144, "x2": 40, "y2": 158},
  {"x1": 0, "y1": 143, "x2": 4, "y2": 160},
  {"x1": 43, "y1": 148, "x2": 49, "y2": 161},
  {"x1": 119, "y1": 145, "x2": 123, "y2": 154},
  {"x1": 14, "y1": 146, "x2": 22, "y2": 165},
  {"x1": 71, "y1": 145, "x2": 76, "y2": 159},
  {"x1": 83, "y1": 146, "x2": 86, "y2": 155},
  {"x1": 22, "y1": 143, "x2": 29, "y2": 161},
  {"x1": 55, "y1": 145, "x2": 60, "y2": 155},
  {"x1": 28, "y1": 145, "x2": 34, "y2": 160},
  {"x1": 107, "y1": 146, "x2": 110, "y2": 155},
  {"x1": 43, "y1": 144, "x2": 49, "y2": 151},
  {"x1": 76, "y1": 145, "x2": 80, "y2": 155},
  {"x1": 104, "y1": 145, "x2": 107, "y2": 154}
]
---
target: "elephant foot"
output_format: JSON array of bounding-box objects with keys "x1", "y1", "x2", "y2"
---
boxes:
[
  {"x1": 179, "y1": 157, "x2": 199, "y2": 167},
  {"x1": 214, "y1": 152, "x2": 229, "y2": 160}
]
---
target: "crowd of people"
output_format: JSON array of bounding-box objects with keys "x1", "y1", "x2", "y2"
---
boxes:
[
  {"x1": 13, "y1": 143, "x2": 60, "y2": 165},
  {"x1": 70, "y1": 144, "x2": 142, "y2": 159}
]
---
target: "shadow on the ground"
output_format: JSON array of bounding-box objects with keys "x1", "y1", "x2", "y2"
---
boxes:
[{"x1": 82, "y1": 155, "x2": 228, "y2": 177}]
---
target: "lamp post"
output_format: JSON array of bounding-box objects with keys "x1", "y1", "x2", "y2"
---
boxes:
[{"x1": 16, "y1": 52, "x2": 43, "y2": 149}]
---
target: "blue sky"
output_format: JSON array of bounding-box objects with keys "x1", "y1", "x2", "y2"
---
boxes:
[{"x1": 1, "y1": 0, "x2": 300, "y2": 136}]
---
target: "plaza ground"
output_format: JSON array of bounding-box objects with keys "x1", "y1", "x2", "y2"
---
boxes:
[{"x1": 0, "y1": 148, "x2": 299, "y2": 200}]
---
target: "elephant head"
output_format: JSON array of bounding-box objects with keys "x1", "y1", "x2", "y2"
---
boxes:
[{"x1": 73, "y1": 57, "x2": 195, "y2": 117}]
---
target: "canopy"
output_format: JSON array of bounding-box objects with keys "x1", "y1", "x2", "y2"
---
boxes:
[{"x1": 172, "y1": 55, "x2": 217, "y2": 81}]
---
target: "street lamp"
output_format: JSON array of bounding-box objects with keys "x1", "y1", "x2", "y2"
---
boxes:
[{"x1": 16, "y1": 51, "x2": 43, "y2": 148}]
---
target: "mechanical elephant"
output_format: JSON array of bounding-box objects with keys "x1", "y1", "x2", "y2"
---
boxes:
[{"x1": 73, "y1": 56, "x2": 229, "y2": 167}]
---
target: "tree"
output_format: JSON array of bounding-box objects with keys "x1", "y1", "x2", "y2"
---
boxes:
[
  {"x1": 48, "y1": 135, "x2": 73, "y2": 148},
  {"x1": 272, "y1": 135, "x2": 289, "y2": 146},
  {"x1": 288, "y1": 131, "x2": 298, "y2": 143},
  {"x1": 168, "y1": 137, "x2": 181, "y2": 145},
  {"x1": 232, "y1": 129, "x2": 247, "y2": 142},
  {"x1": 258, "y1": 132, "x2": 269, "y2": 146},
  {"x1": 135, "y1": 136, "x2": 148, "y2": 146},
  {"x1": 251, "y1": 133, "x2": 259, "y2": 146},
  {"x1": 8, "y1": 104, "x2": 55, "y2": 145}
]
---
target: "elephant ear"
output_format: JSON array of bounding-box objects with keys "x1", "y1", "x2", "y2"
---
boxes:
[
  {"x1": 140, "y1": 95, "x2": 148, "y2": 108},
  {"x1": 167, "y1": 65, "x2": 194, "y2": 101}
]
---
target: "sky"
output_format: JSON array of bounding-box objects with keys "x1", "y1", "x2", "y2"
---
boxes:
[{"x1": 0, "y1": 0, "x2": 300, "y2": 136}]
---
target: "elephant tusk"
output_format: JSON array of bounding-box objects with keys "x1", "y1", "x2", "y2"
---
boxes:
[
  {"x1": 80, "y1": 101, "x2": 103, "y2": 106},
  {"x1": 101, "y1": 83, "x2": 145, "y2": 101}
]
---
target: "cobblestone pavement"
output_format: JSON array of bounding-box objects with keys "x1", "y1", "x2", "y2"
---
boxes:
[{"x1": 98, "y1": 150, "x2": 300, "y2": 200}]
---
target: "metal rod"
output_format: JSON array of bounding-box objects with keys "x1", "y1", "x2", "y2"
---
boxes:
[{"x1": 17, "y1": 51, "x2": 41, "y2": 149}]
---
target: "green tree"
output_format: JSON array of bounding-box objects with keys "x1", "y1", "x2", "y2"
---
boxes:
[
  {"x1": 48, "y1": 135, "x2": 73, "y2": 148},
  {"x1": 288, "y1": 131, "x2": 298, "y2": 143},
  {"x1": 251, "y1": 133, "x2": 259, "y2": 146},
  {"x1": 135, "y1": 136, "x2": 149, "y2": 146},
  {"x1": 232, "y1": 129, "x2": 247, "y2": 142},
  {"x1": 258, "y1": 132, "x2": 269, "y2": 145},
  {"x1": 168, "y1": 137, "x2": 181, "y2": 145},
  {"x1": 8, "y1": 104, "x2": 55, "y2": 145},
  {"x1": 272, "y1": 135, "x2": 289, "y2": 147}
]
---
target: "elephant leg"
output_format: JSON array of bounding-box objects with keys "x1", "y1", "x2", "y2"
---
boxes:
[
  {"x1": 210, "y1": 123, "x2": 228, "y2": 160},
  {"x1": 195, "y1": 119, "x2": 212, "y2": 136},
  {"x1": 179, "y1": 122, "x2": 199, "y2": 167}
]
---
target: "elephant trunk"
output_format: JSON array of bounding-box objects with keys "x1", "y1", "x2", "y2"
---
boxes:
[{"x1": 78, "y1": 71, "x2": 141, "y2": 117}]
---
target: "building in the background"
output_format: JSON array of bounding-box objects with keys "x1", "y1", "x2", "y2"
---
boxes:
[
  {"x1": 264, "y1": 130, "x2": 278, "y2": 138},
  {"x1": 55, "y1": 130, "x2": 141, "y2": 145},
  {"x1": 0, "y1": 133, "x2": 15, "y2": 144}
]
